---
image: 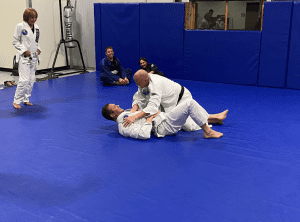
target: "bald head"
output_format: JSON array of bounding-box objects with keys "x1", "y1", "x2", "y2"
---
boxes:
[{"x1": 134, "y1": 69, "x2": 150, "y2": 88}]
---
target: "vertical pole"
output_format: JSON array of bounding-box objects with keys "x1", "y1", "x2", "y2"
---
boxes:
[
  {"x1": 261, "y1": 2, "x2": 264, "y2": 31},
  {"x1": 184, "y1": 3, "x2": 190, "y2": 30},
  {"x1": 195, "y1": 2, "x2": 198, "y2": 29},
  {"x1": 191, "y1": 2, "x2": 196, "y2": 30},
  {"x1": 59, "y1": 0, "x2": 69, "y2": 67},
  {"x1": 28, "y1": 0, "x2": 32, "y2": 8},
  {"x1": 189, "y1": 3, "x2": 192, "y2": 29},
  {"x1": 225, "y1": 1, "x2": 229, "y2": 30}
]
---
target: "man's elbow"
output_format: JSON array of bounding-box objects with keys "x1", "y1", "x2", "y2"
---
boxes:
[{"x1": 137, "y1": 133, "x2": 151, "y2": 140}]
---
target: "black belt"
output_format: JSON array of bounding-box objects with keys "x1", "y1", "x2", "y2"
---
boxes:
[{"x1": 177, "y1": 86, "x2": 185, "y2": 105}]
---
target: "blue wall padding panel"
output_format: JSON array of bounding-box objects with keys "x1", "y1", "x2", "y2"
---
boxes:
[
  {"x1": 183, "y1": 30, "x2": 261, "y2": 85},
  {"x1": 94, "y1": 3, "x2": 101, "y2": 72},
  {"x1": 101, "y1": 4, "x2": 140, "y2": 73},
  {"x1": 287, "y1": 2, "x2": 300, "y2": 90},
  {"x1": 258, "y1": 1, "x2": 293, "y2": 88},
  {"x1": 140, "y1": 3, "x2": 185, "y2": 79}
]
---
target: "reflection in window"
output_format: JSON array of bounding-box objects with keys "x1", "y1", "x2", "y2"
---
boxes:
[
  {"x1": 196, "y1": 2, "x2": 227, "y2": 30},
  {"x1": 185, "y1": 1, "x2": 264, "y2": 31},
  {"x1": 228, "y1": 1, "x2": 262, "y2": 30}
]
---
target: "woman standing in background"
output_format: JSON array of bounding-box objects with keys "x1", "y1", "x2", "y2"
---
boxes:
[{"x1": 12, "y1": 8, "x2": 41, "y2": 109}]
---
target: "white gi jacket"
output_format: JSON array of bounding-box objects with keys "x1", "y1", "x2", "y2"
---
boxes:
[
  {"x1": 117, "y1": 109, "x2": 153, "y2": 140},
  {"x1": 116, "y1": 98, "x2": 210, "y2": 140},
  {"x1": 13, "y1": 22, "x2": 41, "y2": 64},
  {"x1": 116, "y1": 109, "x2": 167, "y2": 140},
  {"x1": 132, "y1": 74, "x2": 182, "y2": 115},
  {"x1": 132, "y1": 74, "x2": 202, "y2": 132}
]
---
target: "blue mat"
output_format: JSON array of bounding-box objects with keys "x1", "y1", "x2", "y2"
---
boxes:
[{"x1": 0, "y1": 73, "x2": 300, "y2": 221}]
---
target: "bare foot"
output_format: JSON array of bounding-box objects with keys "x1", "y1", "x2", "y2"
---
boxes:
[
  {"x1": 11, "y1": 81, "x2": 17, "y2": 86},
  {"x1": 5, "y1": 81, "x2": 13, "y2": 87},
  {"x1": 208, "y1": 110, "x2": 229, "y2": 125},
  {"x1": 13, "y1": 103, "x2": 21, "y2": 109},
  {"x1": 23, "y1": 102, "x2": 33, "y2": 106},
  {"x1": 204, "y1": 129, "x2": 223, "y2": 139}
]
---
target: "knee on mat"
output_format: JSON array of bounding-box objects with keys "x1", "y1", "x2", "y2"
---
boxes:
[{"x1": 100, "y1": 76, "x2": 113, "y2": 86}]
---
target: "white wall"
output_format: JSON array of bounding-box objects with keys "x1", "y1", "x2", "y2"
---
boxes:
[
  {"x1": 32, "y1": 0, "x2": 67, "y2": 70},
  {"x1": 0, "y1": 0, "x2": 27, "y2": 69}
]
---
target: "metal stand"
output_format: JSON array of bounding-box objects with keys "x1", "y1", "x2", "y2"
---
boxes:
[
  {"x1": 49, "y1": 39, "x2": 88, "y2": 79},
  {"x1": 49, "y1": 0, "x2": 88, "y2": 79}
]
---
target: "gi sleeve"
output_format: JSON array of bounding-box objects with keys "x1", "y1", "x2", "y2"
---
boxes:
[
  {"x1": 142, "y1": 84, "x2": 162, "y2": 115},
  {"x1": 101, "y1": 59, "x2": 119, "y2": 82},
  {"x1": 118, "y1": 122, "x2": 152, "y2": 140},
  {"x1": 132, "y1": 90, "x2": 147, "y2": 110},
  {"x1": 150, "y1": 64, "x2": 159, "y2": 73},
  {"x1": 12, "y1": 24, "x2": 27, "y2": 55}
]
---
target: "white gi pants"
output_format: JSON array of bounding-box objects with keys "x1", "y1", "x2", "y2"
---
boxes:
[
  {"x1": 13, "y1": 56, "x2": 37, "y2": 104},
  {"x1": 156, "y1": 98, "x2": 209, "y2": 136},
  {"x1": 176, "y1": 87, "x2": 202, "y2": 132}
]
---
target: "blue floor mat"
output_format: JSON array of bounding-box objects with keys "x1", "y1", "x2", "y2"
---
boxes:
[{"x1": 0, "y1": 72, "x2": 299, "y2": 221}]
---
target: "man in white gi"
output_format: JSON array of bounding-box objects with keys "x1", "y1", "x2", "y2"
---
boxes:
[
  {"x1": 12, "y1": 8, "x2": 41, "y2": 109},
  {"x1": 102, "y1": 99, "x2": 227, "y2": 140},
  {"x1": 123, "y1": 70, "x2": 211, "y2": 132}
]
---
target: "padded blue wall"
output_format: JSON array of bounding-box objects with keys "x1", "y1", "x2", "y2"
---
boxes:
[
  {"x1": 140, "y1": 3, "x2": 185, "y2": 79},
  {"x1": 287, "y1": 2, "x2": 300, "y2": 90},
  {"x1": 94, "y1": 3, "x2": 101, "y2": 72},
  {"x1": 258, "y1": 1, "x2": 293, "y2": 88},
  {"x1": 94, "y1": 2, "x2": 300, "y2": 90},
  {"x1": 183, "y1": 30, "x2": 261, "y2": 85},
  {"x1": 101, "y1": 4, "x2": 140, "y2": 73}
]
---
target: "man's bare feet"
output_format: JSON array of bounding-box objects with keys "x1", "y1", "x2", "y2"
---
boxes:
[
  {"x1": 208, "y1": 110, "x2": 229, "y2": 125},
  {"x1": 203, "y1": 129, "x2": 223, "y2": 139},
  {"x1": 23, "y1": 102, "x2": 33, "y2": 106},
  {"x1": 13, "y1": 103, "x2": 21, "y2": 109}
]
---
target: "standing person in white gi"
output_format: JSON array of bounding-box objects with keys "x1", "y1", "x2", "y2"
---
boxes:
[
  {"x1": 123, "y1": 70, "x2": 215, "y2": 132},
  {"x1": 12, "y1": 8, "x2": 41, "y2": 109}
]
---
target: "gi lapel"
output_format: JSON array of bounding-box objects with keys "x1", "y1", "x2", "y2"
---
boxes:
[{"x1": 23, "y1": 22, "x2": 34, "y2": 44}]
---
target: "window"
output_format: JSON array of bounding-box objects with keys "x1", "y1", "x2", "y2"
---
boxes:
[{"x1": 185, "y1": 0, "x2": 264, "y2": 31}]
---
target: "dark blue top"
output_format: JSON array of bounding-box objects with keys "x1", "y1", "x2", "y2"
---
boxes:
[
  {"x1": 142, "y1": 63, "x2": 165, "y2": 77},
  {"x1": 100, "y1": 56, "x2": 126, "y2": 82}
]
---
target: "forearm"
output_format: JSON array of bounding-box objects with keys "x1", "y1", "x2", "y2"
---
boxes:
[
  {"x1": 131, "y1": 104, "x2": 139, "y2": 113},
  {"x1": 133, "y1": 111, "x2": 149, "y2": 120},
  {"x1": 142, "y1": 102, "x2": 160, "y2": 116}
]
